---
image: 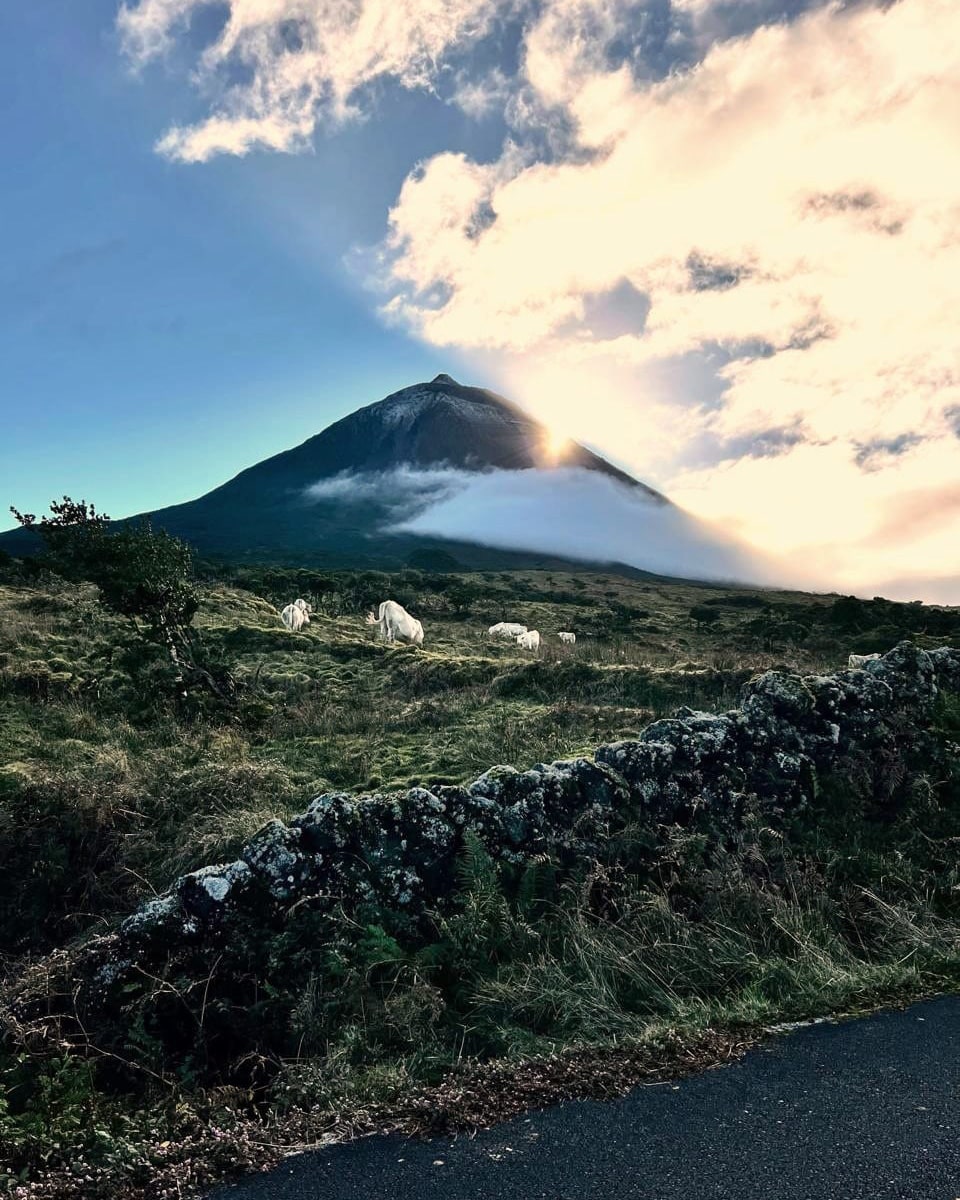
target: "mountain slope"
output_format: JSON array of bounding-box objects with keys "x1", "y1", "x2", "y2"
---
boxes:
[
  {"x1": 208, "y1": 374, "x2": 658, "y2": 498},
  {"x1": 142, "y1": 375, "x2": 669, "y2": 568},
  {"x1": 1, "y1": 375, "x2": 770, "y2": 582},
  {"x1": 1, "y1": 375, "x2": 669, "y2": 572}
]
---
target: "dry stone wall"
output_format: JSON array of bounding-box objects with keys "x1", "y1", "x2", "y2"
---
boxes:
[{"x1": 104, "y1": 642, "x2": 960, "y2": 982}]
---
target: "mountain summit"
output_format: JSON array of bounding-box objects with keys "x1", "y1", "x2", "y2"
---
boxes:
[{"x1": 212, "y1": 374, "x2": 658, "y2": 497}]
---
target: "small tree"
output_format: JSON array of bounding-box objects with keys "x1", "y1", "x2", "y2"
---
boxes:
[
  {"x1": 445, "y1": 581, "x2": 479, "y2": 616},
  {"x1": 10, "y1": 497, "x2": 111, "y2": 576},
  {"x1": 11, "y1": 497, "x2": 226, "y2": 698}
]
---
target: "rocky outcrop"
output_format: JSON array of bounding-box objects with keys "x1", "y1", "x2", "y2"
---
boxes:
[
  {"x1": 595, "y1": 641, "x2": 948, "y2": 827},
  {"x1": 98, "y1": 643, "x2": 958, "y2": 980},
  {"x1": 114, "y1": 757, "x2": 629, "y2": 961}
]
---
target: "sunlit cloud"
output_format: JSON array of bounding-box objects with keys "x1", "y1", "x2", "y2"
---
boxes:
[
  {"x1": 379, "y1": 0, "x2": 960, "y2": 599},
  {"x1": 667, "y1": 437, "x2": 960, "y2": 598},
  {"x1": 119, "y1": 0, "x2": 960, "y2": 601}
]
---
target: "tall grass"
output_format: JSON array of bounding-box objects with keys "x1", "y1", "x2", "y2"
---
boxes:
[
  {"x1": 1, "y1": 564, "x2": 959, "y2": 1195},
  {"x1": 1, "y1": 570, "x2": 957, "y2": 958}
]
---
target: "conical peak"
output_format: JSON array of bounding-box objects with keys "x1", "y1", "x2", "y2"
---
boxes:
[
  {"x1": 431, "y1": 373, "x2": 459, "y2": 385},
  {"x1": 174, "y1": 374, "x2": 661, "y2": 508}
]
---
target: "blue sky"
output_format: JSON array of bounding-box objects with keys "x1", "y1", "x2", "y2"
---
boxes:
[
  {"x1": 1, "y1": 0, "x2": 958, "y2": 601},
  {"x1": 0, "y1": 0, "x2": 506, "y2": 526}
]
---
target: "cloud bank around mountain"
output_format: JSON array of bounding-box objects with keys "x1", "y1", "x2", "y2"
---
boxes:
[{"x1": 307, "y1": 465, "x2": 798, "y2": 586}]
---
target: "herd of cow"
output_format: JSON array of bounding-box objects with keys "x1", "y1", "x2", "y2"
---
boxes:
[
  {"x1": 486, "y1": 622, "x2": 576, "y2": 650},
  {"x1": 280, "y1": 601, "x2": 887, "y2": 668},
  {"x1": 280, "y1": 600, "x2": 889, "y2": 668},
  {"x1": 279, "y1": 597, "x2": 575, "y2": 651}
]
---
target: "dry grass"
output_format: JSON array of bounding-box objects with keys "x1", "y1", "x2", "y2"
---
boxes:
[{"x1": 1, "y1": 566, "x2": 959, "y2": 1197}]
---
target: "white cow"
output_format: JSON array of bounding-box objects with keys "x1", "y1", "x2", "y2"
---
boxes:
[
  {"x1": 293, "y1": 598, "x2": 312, "y2": 616},
  {"x1": 488, "y1": 621, "x2": 528, "y2": 639},
  {"x1": 557, "y1": 631, "x2": 576, "y2": 645},
  {"x1": 281, "y1": 602, "x2": 310, "y2": 633},
  {"x1": 366, "y1": 599, "x2": 424, "y2": 646},
  {"x1": 848, "y1": 652, "x2": 881, "y2": 669},
  {"x1": 516, "y1": 630, "x2": 541, "y2": 651}
]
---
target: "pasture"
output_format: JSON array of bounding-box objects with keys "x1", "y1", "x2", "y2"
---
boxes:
[
  {"x1": 2, "y1": 563, "x2": 960, "y2": 1198},
  {"x1": 0, "y1": 565, "x2": 956, "y2": 958}
]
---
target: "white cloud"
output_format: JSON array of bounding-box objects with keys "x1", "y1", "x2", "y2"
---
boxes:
[
  {"x1": 305, "y1": 463, "x2": 463, "y2": 507},
  {"x1": 119, "y1": 0, "x2": 511, "y2": 161},
  {"x1": 306, "y1": 464, "x2": 790, "y2": 583},
  {"x1": 450, "y1": 66, "x2": 513, "y2": 118},
  {"x1": 117, "y1": 0, "x2": 193, "y2": 60},
  {"x1": 379, "y1": 0, "x2": 960, "y2": 600}
]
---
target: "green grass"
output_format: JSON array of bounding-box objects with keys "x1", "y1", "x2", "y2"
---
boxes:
[
  {"x1": 1, "y1": 565, "x2": 959, "y2": 1197},
  {"x1": 0, "y1": 573, "x2": 808, "y2": 950},
  {"x1": 1, "y1": 567, "x2": 957, "y2": 955}
]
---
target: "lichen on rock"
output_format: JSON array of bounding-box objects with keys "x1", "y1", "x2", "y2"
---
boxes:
[{"x1": 95, "y1": 642, "x2": 960, "y2": 982}]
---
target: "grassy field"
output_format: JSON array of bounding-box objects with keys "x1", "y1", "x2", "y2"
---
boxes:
[
  {"x1": 0, "y1": 569, "x2": 831, "y2": 947},
  {"x1": 2, "y1": 562, "x2": 960, "y2": 1197}
]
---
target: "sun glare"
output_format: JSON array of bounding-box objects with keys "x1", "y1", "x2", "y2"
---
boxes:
[
  {"x1": 506, "y1": 358, "x2": 650, "y2": 473},
  {"x1": 543, "y1": 425, "x2": 572, "y2": 462}
]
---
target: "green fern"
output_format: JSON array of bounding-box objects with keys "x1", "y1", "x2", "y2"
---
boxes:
[{"x1": 516, "y1": 854, "x2": 557, "y2": 923}]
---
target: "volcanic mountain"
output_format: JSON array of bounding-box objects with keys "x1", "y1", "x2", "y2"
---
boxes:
[
  {"x1": 139, "y1": 374, "x2": 668, "y2": 569},
  {"x1": 1, "y1": 375, "x2": 766, "y2": 581}
]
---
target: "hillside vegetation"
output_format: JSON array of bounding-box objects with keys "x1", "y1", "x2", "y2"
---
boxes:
[
  {"x1": 0, "y1": 564, "x2": 855, "y2": 954},
  {"x1": 2, "y1": 557, "x2": 960, "y2": 1198}
]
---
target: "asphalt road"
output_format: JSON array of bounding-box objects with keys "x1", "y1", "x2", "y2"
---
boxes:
[{"x1": 210, "y1": 996, "x2": 960, "y2": 1200}]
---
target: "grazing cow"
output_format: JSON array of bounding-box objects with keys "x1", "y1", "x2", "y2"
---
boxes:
[
  {"x1": 488, "y1": 622, "x2": 528, "y2": 638},
  {"x1": 557, "y1": 631, "x2": 576, "y2": 645},
  {"x1": 366, "y1": 599, "x2": 424, "y2": 646},
  {"x1": 516, "y1": 630, "x2": 541, "y2": 651},
  {"x1": 848, "y1": 652, "x2": 881, "y2": 669},
  {"x1": 281, "y1": 603, "x2": 309, "y2": 633}
]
